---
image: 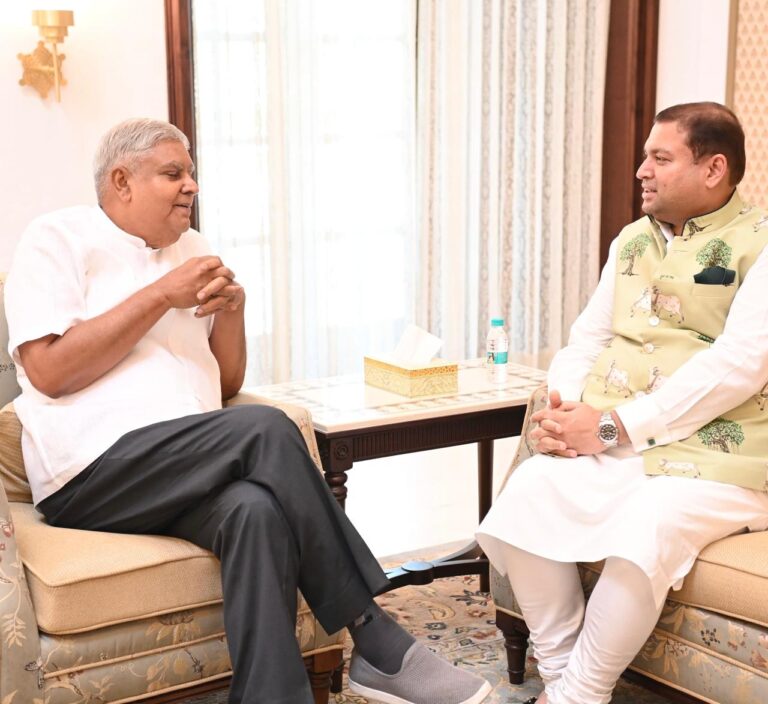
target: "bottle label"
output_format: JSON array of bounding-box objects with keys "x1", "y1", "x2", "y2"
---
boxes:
[{"x1": 486, "y1": 350, "x2": 508, "y2": 364}]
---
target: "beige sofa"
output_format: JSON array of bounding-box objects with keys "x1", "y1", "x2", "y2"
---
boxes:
[
  {"x1": 0, "y1": 277, "x2": 345, "y2": 704},
  {"x1": 492, "y1": 386, "x2": 768, "y2": 704}
]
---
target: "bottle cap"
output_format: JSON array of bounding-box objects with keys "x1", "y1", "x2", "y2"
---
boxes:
[{"x1": 491, "y1": 318, "x2": 504, "y2": 326}]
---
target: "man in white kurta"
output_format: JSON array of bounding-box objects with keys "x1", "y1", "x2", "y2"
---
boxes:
[
  {"x1": 6, "y1": 118, "x2": 492, "y2": 704},
  {"x1": 477, "y1": 103, "x2": 768, "y2": 704}
]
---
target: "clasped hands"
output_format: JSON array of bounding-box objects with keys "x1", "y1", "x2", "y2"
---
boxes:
[
  {"x1": 156, "y1": 255, "x2": 245, "y2": 318},
  {"x1": 529, "y1": 390, "x2": 608, "y2": 458}
]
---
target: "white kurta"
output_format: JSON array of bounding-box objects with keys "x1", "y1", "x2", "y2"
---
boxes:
[
  {"x1": 5, "y1": 206, "x2": 222, "y2": 505},
  {"x1": 477, "y1": 224, "x2": 768, "y2": 610}
]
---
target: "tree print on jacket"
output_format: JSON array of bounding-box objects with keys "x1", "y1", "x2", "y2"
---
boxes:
[
  {"x1": 696, "y1": 238, "x2": 733, "y2": 268},
  {"x1": 697, "y1": 418, "x2": 745, "y2": 453},
  {"x1": 620, "y1": 233, "x2": 652, "y2": 276}
]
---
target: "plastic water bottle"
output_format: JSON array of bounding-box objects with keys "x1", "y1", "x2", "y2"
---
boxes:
[{"x1": 486, "y1": 318, "x2": 508, "y2": 384}]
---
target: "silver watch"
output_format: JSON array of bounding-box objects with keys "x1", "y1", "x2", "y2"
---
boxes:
[{"x1": 597, "y1": 411, "x2": 619, "y2": 448}]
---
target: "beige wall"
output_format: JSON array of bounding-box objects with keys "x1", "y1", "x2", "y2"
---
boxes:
[
  {"x1": 732, "y1": 0, "x2": 768, "y2": 207},
  {"x1": 656, "y1": 0, "x2": 732, "y2": 111},
  {"x1": 0, "y1": 0, "x2": 168, "y2": 270}
]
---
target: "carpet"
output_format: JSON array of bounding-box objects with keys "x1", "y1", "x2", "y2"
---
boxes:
[{"x1": 179, "y1": 573, "x2": 671, "y2": 703}]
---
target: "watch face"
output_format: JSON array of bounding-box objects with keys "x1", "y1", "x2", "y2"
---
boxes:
[{"x1": 599, "y1": 424, "x2": 618, "y2": 442}]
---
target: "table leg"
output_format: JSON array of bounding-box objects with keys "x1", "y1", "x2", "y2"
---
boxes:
[
  {"x1": 477, "y1": 439, "x2": 493, "y2": 522},
  {"x1": 317, "y1": 430, "x2": 496, "y2": 594},
  {"x1": 477, "y1": 439, "x2": 493, "y2": 592},
  {"x1": 316, "y1": 434, "x2": 352, "y2": 508}
]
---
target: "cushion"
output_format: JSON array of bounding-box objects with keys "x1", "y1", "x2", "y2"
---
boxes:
[
  {"x1": 578, "y1": 530, "x2": 768, "y2": 628},
  {"x1": 0, "y1": 402, "x2": 31, "y2": 503},
  {"x1": 11, "y1": 503, "x2": 223, "y2": 634},
  {"x1": 671, "y1": 530, "x2": 768, "y2": 627}
]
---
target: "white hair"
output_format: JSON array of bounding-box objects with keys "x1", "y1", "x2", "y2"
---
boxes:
[{"x1": 93, "y1": 118, "x2": 190, "y2": 203}]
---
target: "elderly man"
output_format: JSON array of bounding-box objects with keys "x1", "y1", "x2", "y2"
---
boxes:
[
  {"x1": 5, "y1": 118, "x2": 491, "y2": 704},
  {"x1": 478, "y1": 102, "x2": 768, "y2": 704}
]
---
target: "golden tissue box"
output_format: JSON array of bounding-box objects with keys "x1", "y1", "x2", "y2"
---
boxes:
[{"x1": 363, "y1": 356, "x2": 458, "y2": 398}]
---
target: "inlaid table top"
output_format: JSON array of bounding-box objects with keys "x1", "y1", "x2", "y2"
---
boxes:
[{"x1": 246, "y1": 359, "x2": 547, "y2": 434}]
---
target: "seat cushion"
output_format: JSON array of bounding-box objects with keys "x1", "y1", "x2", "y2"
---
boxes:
[
  {"x1": 11, "y1": 502, "x2": 223, "y2": 634},
  {"x1": 583, "y1": 531, "x2": 768, "y2": 628},
  {"x1": 12, "y1": 503, "x2": 342, "y2": 645},
  {"x1": 493, "y1": 530, "x2": 768, "y2": 629},
  {"x1": 669, "y1": 530, "x2": 768, "y2": 628}
]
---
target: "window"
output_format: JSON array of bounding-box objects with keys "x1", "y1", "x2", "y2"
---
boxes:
[{"x1": 191, "y1": 0, "x2": 416, "y2": 384}]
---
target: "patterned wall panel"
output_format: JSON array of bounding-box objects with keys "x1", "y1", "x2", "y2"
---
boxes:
[{"x1": 733, "y1": 0, "x2": 768, "y2": 207}]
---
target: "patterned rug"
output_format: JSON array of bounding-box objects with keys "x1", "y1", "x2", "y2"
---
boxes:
[{"x1": 181, "y1": 574, "x2": 670, "y2": 703}]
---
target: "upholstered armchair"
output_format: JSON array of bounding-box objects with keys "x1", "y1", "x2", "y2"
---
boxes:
[
  {"x1": 492, "y1": 386, "x2": 768, "y2": 704},
  {"x1": 0, "y1": 276, "x2": 345, "y2": 704}
]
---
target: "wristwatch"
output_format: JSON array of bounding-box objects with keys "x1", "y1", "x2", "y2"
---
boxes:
[{"x1": 597, "y1": 411, "x2": 619, "y2": 448}]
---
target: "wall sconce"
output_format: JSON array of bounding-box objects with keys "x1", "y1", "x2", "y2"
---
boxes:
[{"x1": 18, "y1": 10, "x2": 75, "y2": 102}]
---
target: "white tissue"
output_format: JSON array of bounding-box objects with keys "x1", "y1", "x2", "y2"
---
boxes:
[{"x1": 391, "y1": 324, "x2": 443, "y2": 367}]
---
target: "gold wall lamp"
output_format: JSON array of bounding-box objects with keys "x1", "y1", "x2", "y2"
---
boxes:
[{"x1": 18, "y1": 10, "x2": 75, "y2": 102}]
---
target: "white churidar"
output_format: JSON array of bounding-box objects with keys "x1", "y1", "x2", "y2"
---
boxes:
[{"x1": 495, "y1": 545, "x2": 664, "y2": 704}]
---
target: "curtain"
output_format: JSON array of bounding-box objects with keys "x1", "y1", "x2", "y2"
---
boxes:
[
  {"x1": 416, "y1": 0, "x2": 610, "y2": 362},
  {"x1": 192, "y1": 0, "x2": 610, "y2": 384},
  {"x1": 193, "y1": 0, "x2": 417, "y2": 385}
]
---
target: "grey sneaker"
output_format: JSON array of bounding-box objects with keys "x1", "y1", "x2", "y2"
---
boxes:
[{"x1": 348, "y1": 642, "x2": 492, "y2": 704}]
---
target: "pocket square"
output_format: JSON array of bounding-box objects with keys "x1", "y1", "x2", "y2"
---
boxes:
[{"x1": 693, "y1": 266, "x2": 735, "y2": 285}]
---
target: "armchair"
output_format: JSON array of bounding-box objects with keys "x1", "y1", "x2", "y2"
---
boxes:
[
  {"x1": 0, "y1": 276, "x2": 345, "y2": 704},
  {"x1": 492, "y1": 386, "x2": 768, "y2": 704}
]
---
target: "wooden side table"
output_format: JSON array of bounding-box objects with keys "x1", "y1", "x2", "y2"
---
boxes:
[{"x1": 247, "y1": 359, "x2": 546, "y2": 592}]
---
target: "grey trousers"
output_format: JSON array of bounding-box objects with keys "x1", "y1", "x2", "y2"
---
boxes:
[{"x1": 38, "y1": 405, "x2": 390, "y2": 704}]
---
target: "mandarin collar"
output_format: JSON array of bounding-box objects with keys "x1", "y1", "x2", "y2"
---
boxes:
[
  {"x1": 94, "y1": 206, "x2": 156, "y2": 250},
  {"x1": 648, "y1": 190, "x2": 744, "y2": 242}
]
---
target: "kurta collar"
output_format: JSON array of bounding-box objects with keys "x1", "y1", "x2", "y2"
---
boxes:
[{"x1": 94, "y1": 206, "x2": 154, "y2": 250}]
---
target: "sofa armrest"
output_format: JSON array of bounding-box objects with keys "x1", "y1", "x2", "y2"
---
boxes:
[
  {"x1": 225, "y1": 391, "x2": 324, "y2": 472},
  {"x1": 496, "y1": 384, "x2": 549, "y2": 496},
  {"x1": 0, "y1": 483, "x2": 43, "y2": 702}
]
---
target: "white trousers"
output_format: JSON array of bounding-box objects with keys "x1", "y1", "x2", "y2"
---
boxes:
[
  {"x1": 497, "y1": 544, "x2": 663, "y2": 704},
  {"x1": 477, "y1": 451, "x2": 768, "y2": 702}
]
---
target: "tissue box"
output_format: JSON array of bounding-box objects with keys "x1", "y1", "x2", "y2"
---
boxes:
[{"x1": 363, "y1": 356, "x2": 458, "y2": 397}]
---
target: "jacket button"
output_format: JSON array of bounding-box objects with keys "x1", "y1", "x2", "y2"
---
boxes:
[{"x1": 643, "y1": 342, "x2": 655, "y2": 353}]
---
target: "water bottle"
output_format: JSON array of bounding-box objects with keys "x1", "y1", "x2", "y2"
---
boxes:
[{"x1": 486, "y1": 318, "x2": 508, "y2": 384}]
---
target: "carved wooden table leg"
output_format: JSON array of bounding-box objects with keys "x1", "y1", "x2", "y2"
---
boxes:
[
  {"x1": 317, "y1": 434, "x2": 353, "y2": 508},
  {"x1": 313, "y1": 406, "x2": 526, "y2": 593}
]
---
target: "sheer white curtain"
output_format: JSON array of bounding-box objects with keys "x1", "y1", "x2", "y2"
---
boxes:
[
  {"x1": 192, "y1": 0, "x2": 610, "y2": 385},
  {"x1": 193, "y1": 0, "x2": 417, "y2": 385},
  {"x1": 417, "y1": 0, "x2": 610, "y2": 361}
]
